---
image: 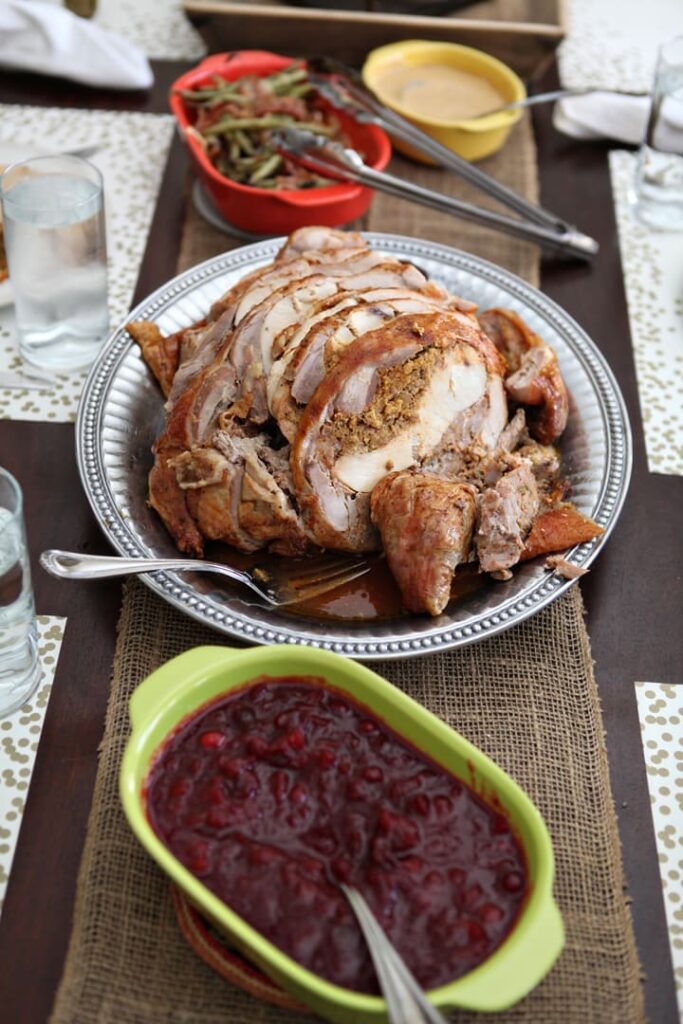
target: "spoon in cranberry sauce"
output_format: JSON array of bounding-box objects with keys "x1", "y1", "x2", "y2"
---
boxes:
[{"x1": 340, "y1": 884, "x2": 449, "y2": 1024}]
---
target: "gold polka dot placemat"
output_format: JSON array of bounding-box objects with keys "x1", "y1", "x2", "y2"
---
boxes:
[
  {"x1": 635, "y1": 682, "x2": 683, "y2": 1015},
  {"x1": 50, "y1": 117, "x2": 645, "y2": 1023},
  {"x1": 0, "y1": 106, "x2": 173, "y2": 424},
  {"x1": 608, "y1": 152, "x2": 683, "y2": 477},
  {"x1": 0, "y1": 616, "x2": 67, "y2": 916}
]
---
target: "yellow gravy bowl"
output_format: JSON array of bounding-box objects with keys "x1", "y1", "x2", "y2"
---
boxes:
[{"x1": 362, "y1": 40, "x2": 526, "y2": 163}]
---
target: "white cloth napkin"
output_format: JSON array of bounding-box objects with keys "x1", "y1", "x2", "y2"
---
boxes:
[
  {"x1": 0, "y1": 0, "x2": 153, "y2": 90},
  {"x1": 554, "y1": 91, "x2": 683, "y2": 153}
]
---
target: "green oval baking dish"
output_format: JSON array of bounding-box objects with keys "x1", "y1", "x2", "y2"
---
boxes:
[{"x1": 120, "y1": 644, "x2": 564, "y2": 1022}]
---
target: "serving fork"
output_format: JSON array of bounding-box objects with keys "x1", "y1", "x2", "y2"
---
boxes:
[
  {"x1": 40, "y1": 549, "x2": 370, "y2": 606},
  {"x1": 341, "y1": 885, "x2": 449, "y2": 1024}
]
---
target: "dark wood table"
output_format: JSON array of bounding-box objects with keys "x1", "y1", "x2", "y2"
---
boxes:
[{"x1": 0, "y1": 59, "x2": 680, "y2": 1024}]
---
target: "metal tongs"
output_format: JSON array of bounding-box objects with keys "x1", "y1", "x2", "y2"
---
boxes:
[{"x1": 287, "y1": 58, "x2": 598, "y2": 261}]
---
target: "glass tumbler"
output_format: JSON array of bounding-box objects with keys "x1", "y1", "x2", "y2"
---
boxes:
[
  {"x1": 0, "y1": 468, "x2": 41, "y2": 718},
  {"x1": 0, "y1": 154, "x2": 109, "y2": 370},
  {"x1": 635, "y1": 35, "x2": 683, "y2": 230}
]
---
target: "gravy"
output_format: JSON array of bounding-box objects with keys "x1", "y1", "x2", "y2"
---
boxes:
[
  {"x1": 206, "y1": 543, "x2": 487, "y2": 622},
  {"x1": 374, "y1": 62, "x2": 505, "y2": 122}
]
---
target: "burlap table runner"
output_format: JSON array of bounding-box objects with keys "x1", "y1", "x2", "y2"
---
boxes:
[{"x1": 51, "y1": 119, "x2": 646, "y2": 1023}]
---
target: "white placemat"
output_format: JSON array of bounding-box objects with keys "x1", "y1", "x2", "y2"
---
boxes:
[
  {"x1": 38, "y1": 0, "x2": 207, "y2": 61},
  {"x1": 0, "y1": 614, "x2": 66, "y2": 918},
  {"x1": 0, "y1": 105, "x2": 174, "y2": 423},
  {"x1": 559, "y1": 0, "x2": 681, "y2": 92},
  {"x1": 95, "y1": 0, "x2": 206, "y2": 61},
  {"x1": 635, "y1": 681, "x2": 683, "y2": 1016},
  {"x1": 608, "y1": 150, "x2": 683, "y2": 477}
]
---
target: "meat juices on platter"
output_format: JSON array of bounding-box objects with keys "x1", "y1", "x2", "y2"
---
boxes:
[{"x1": 128, "y1": 227, "x2": 604, "y2": 617}]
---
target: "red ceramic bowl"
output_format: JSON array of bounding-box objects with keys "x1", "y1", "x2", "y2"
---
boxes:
[{"x1": 170, "y1": 52, "x2": 392, "y2": 235}]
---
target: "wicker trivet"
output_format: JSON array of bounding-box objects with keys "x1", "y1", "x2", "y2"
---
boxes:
[{"x1": 171, "y1": 886, "x2": 307, "y2": 1013}]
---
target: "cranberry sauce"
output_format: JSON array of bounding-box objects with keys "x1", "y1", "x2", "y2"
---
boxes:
[{"x1": 146, "y1": 677, "x2": 527, "y2": 993}]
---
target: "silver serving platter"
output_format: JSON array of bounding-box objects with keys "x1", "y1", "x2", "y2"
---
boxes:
[{"x1": 76, "y1": 233, "x2": 631, "y2": 660}]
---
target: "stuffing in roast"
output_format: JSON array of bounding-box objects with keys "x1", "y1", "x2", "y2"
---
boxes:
[{"x1": 128, "y1": 226, "x2": 604, "y2": 617}]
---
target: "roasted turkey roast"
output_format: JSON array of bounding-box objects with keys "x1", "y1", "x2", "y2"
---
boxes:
[{"x1": 128, "y1": 227, "x2": 603, "y2": 616}]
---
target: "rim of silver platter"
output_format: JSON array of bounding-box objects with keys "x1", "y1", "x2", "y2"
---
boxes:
[{"x1": 76, "y1": 233, "x2": 632, "y2": 660}]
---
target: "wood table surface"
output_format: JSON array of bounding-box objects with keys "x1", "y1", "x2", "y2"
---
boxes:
[{"x1": 0, "y1": 59, "x2": 680, "y2": 1024}]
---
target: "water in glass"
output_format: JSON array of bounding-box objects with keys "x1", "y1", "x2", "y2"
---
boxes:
[
  {"x1": 1, "y1": 158, "x2": 109, "y2": 370},
  {"x1": 0, "y1": 503, "x2": 40, "y2": 718},
  {"x1": 635, "y1": 36, "x2": 683, "y2": 230}
]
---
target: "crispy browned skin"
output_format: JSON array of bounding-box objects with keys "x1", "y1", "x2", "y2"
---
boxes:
[
  {"x1": 127, "y1": 321, "x2": 184, "y2": 398},
  {"x1": 371, "y1": 471, "x2": 477, "y2": 615},
  {"x1": 477, "y1": 308, "x2": 568, "y2": 444},
  {"x1": 520, "y1": 504, "x2": 605, "y2": 561},
  {"x1": 131, "y1": 264, "x2": 270, "y2": 400},
  {"x1": 149, "y1": 444, "x2": 205, "y2": 556},
  {"x1": 149, "y1": 361, "x2": 240, "y2": 557}
]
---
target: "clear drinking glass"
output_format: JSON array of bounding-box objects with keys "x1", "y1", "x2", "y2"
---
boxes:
[
  {"x1": 0, "y1": 154, "x2": 109, "y2": 370},
  {"x1": 635, "y1": 35, "x2": 683, "y2": 230},
  {"x1": 0, "y1": 468, "x2": 41, "y2": 718}
]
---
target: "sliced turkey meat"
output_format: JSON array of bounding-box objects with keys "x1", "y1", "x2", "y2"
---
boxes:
[
  {"x1": 172, "y1": 432, "x2": 308, "y2": 557},
  {"x1": 148, "y1": 441, "x2": 205, "y2": 557},
  {"x1": 148, "y1": 358, "x2": 241, "y2": 556},
  {"x1": 371, "y1": 471, "x2": 477, "y2": 615},
  {"x1": 505, "y1": 346, "x2": 568, "y2": 444},
  {"x1": 543, "y1": 555, "x2": 588, "y2": 579},
  {"x1": 136, "y1": 226, "x2": 602, "y2": 614},
  {"x1": 129, "y1": 262, "x2": 273, "y2": 400},
  {"x1": 226, "y1": 259, "x2": 448, "y2": 428},
  {"x1": 477, "y1": 307, "x2": 569, "y2": 443},
  {"x1": 269, "y1": 288, "x2": 466, "y2": 441},
  {"x1": 497, "y1": 408, "x2": 528, "y2": 452},
  {"x1": 167, "y1": 308, "x2": 238, "y2": 407},
  {"x1": 233, "y1": 439, "x2": 309, "y2": 557},
  {"x1": 420, "y1": 406, "x2": 525, "y2": 489},
  {"x1": 206, "y1": 226, "x2": 364, "y2": 328},
  {"x1": 173, "y1": 440, "x2": 260, "y2": 553},
  {"x1": 136, "y1": 261, "x2": 284, "y2": 403},
  {"x1": 475, "y1": 462, "x2": 540, "y2": 576},
  {"x1": 291, "y1": 311, "x2": 507, "y2": 552},
  {"x1": 276, "y1": 225, "x2": 368, "y2": 260},
  {"x1": 515, "y1": 440, "x2": 568, "y2": 504},
  {"x1": 168, "y1": 249, "x2": 387, "y2": 405},
  {"x1": 143, "y1": 243, "x2": 373, "y2": 404},
  {"x1": 232, "y1": 249, "x2": 392, "y2": 328}
]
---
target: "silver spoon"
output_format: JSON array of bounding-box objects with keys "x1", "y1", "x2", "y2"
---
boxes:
[
  {"x1": 341, "y1": 885, "x2": 449, "y2": 1024},
  {"x1": 478, "y1": 87, "x2": 646, "y2": 118}
]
